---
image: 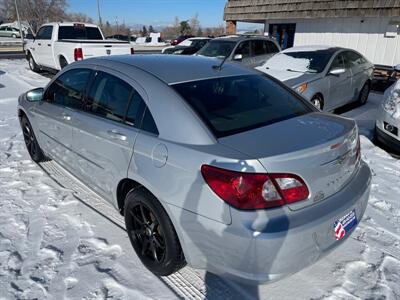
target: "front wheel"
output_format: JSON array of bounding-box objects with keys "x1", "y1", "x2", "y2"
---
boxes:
[
  {"x1": 20, "y1": 116, "x2": 45, "y2": 162},
  {"x1": 311, "y1": 94, "x2": 324, "y2": 110},
  {"x1": 28, "y1": 54, "x2": 40, "y2": 73},
  {"x1": 124, "y1": 187, "x2": 186, "y2": 276},
  {"x1": 358, "y1": 83, "x2": 370, "y2": 105}
]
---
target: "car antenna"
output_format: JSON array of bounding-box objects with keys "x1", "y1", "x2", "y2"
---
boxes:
[{"x1": 212, "y1": 55, "x2": 229, "y2": 71}]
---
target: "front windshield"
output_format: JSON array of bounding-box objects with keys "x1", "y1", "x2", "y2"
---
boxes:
[
  {"x1": 264, "y1": 50, "x2": 334, "y2": 73},
  {"x1": 178, "y1": 39, "x2": 194, "y2": 46},
  {"x1": 197, "y1": 40, "x2": 236, "y2": 58}
]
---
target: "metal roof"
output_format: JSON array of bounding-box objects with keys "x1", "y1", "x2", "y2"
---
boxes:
[{"x1": 224, "y1": 0, "x2": 400, "y2": 21}]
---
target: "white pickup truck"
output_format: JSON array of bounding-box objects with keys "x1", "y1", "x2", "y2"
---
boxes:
[{"x1": 26, "y1": 22, "x2": 134, "y2": 72}]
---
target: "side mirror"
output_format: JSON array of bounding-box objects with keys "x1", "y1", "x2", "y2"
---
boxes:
[
  {"x1": 394, "y1": 64, "x2": 400, "y2": 72},
  {"x1": 26, "y1": 88, "x2": 44, "y2": 102},
  {"x1": 233, "y1": 54, "x2": 243, "y2": 61},
  {"x1": 26, "y1": 33, "x2": 34, "y2": 40},
  {"x1": 329, "y1": 68, "x2": 346, "y2": 76}
]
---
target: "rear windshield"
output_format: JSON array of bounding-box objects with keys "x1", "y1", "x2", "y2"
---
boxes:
[
  {"x1": 197, "y1": 40, "x2": 236, "y2": 58},
  {"x1": 172, "y1": 75, "x2": 312, "y2": 138},
  {"x1": 58, "y1": 25, "x2": 103, "y2": 40}
]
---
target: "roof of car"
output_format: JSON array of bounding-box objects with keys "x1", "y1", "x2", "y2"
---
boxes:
[
  {"x1": 212, "y1": 35, "x2": 274, "y2": 42},
  {"x1": 282, "y1": 45, "x2": 341, "y2": 53},
  {"x1": 41, "y1": 22, "x2": 99, "y2": 27},
  {"x1": 95, "y1": 54, "x2": 256, "y2": 85}
]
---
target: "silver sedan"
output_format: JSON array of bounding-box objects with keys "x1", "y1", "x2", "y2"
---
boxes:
[
  {"x1": 257, "y1": 46, "x2": 374, "y2": 111},
  {"x1": 18, "y1": 55, "x2": 371, "y2": 283}
]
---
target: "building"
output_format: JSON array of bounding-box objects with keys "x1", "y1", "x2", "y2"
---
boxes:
[{"x1": 224, "y1": 0, "x2": 400, "y2": 67}]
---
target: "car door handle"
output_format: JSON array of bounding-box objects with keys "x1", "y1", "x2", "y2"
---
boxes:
[
  {"x1": 61, "y1": 113, "x2": 71, "y2": 121},
  {"x1": 38, "y1": 42, "x2": 41, "y2": 46},
  {"x1": 47, "y1": 44, "x2": 51, "y2": 47},
  {"x1": 107, "y1": 130, "x2": 127, "y2": 141}
]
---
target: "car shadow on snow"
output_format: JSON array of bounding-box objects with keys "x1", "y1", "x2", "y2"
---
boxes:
[{"x1": 179, "y1": 160, "x2": 290, "y2": 299}]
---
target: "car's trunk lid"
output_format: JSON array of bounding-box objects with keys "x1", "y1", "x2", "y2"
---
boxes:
[{"x1": 218, "y1": 112, "x2": 360, "y2": 210}]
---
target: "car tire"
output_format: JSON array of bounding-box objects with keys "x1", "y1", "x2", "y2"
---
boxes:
[
  {"x1": 12, "y1": 34, "x2": 17, "y2": 38},
  {"x1": 358, "y1": 83, "x2": 370, "y2": 106},
  {"x1": 124, "y1": 187, "x2": 186, "y2": 276},
  {"x1": 28, "y1": 54, "x2": 40, "y2": 73},
  {"x1": 311, "y1": 94, "x2": 324, "y2": 110},
  {"x1": 59, "y1": 57, "x2": 68, "y2": 69},
  {"x1": 20, "y1": 115, "x2": 45, "y2": 163}
]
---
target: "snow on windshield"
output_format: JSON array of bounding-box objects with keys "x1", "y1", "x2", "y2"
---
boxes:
[
  {"x1": 262, "y1": 53, "x2": 311, "y2": 73},
  {"x1": 383, "y1": 80, "x2": 400, "y2": 119},
  {"x1": 178, "y1": 39, "x2": 193, "y2": 46}
]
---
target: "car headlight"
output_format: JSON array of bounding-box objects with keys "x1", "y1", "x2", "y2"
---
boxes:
[
  {"x1": 382, "y1": 89, "x2": 400, "y2": 115},
  {"x1": 295, "y1": 83, "x2": 308, "y2": 94}
]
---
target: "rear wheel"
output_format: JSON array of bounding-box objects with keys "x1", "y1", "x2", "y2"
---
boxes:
[
  {"x1": 20, "y1": 116, "x2": 45, "y2": 162},
  {"x1": 12, "y1": 34, "x2": 17, "y2": 38},
  {"x1": 124, "y1": 187, "x2": 186, "y2": 276},
  {"x1": 28, "y1": 54, "x2": 40, "y2": 73},
  {"x1": 59, "y1": 57, "x2": 68, "y2": 69},
  {"x1": 358, "y1": 83, "x2": 370, "y2": 105},
  {"x1": 311, "y1": 94, "x2": 324, "y2": 110}
]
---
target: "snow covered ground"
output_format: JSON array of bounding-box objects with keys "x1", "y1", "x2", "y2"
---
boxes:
[{"x1": 0, "y1": 59, "x2": 399, "y2": 300}]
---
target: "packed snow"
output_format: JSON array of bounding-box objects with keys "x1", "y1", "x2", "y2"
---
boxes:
[{"x1": 0, "y1": 59, "x2": 399, "y2": 299}]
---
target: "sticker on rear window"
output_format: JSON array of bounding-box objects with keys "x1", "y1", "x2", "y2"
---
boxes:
[{"x1": 334, "y1": 209, "x2": 357, "y2": 241}]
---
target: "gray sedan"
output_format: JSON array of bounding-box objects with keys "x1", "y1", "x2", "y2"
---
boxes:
[
  {"x1": 18, "y1": 55, "x2": 371, "y2": 283},
  {"x1": 0, "y1": 26, "x2": 21, "y2": 38},
  {"x1": 257, "y1": 46, "x2": 374, "y2": 111}
]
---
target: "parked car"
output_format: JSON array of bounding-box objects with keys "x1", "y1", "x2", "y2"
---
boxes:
[
  {"x1": 257, "y1": 46, "x2": 374, "y2": 111},
  {"x1": 25, "y1": 22, "x2": 133, "y2": 72},
  {"x1": 162, "y1": 37, "x2": 211, "y2": 55},
  {"x1": 0, "y1": 26, "x2": 21, "y2": 38},
  {"x1": 196, "y1": 35, "x2": 281, "y2": 68},
  {"x1": 170, "y1": 35, "x2": 194, "y2": 46},
  {"x1": 107, "y1": 34, "x2": 137, "y2": 43},
  {"x1": 18, "y1": 55, "x2": 371, "y2": 283},
  {"x1": 375, "y1": 64, "x2": 400, "y2": 152}
]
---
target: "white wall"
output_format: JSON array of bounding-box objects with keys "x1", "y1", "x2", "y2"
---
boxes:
[{"x1": 265, "y1": 17, "x2": 400, "y2": 66}]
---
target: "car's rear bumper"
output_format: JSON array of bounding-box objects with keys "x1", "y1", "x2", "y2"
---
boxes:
[{"x1": 171, "y1": 161, "x2": 371, "y2": 284}]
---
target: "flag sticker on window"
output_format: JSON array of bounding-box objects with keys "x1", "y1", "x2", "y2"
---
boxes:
[{"x1": 334, "y1": 209, "x2": 357, "y2": 241}]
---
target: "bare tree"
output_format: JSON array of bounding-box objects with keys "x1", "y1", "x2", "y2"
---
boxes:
[
  {"x1": 0, "y1": 0, "x2": 68, "y2": 32},
  {"x1": 66, "y1": 12, "x2": 93, "y2": 24}
]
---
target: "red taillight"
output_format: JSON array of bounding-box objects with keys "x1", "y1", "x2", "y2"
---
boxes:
[
  {"x1": 201, "y1": 165, "x2": 309, "y2": 210},
  {"x1": 74, "y1": 48, "x2": 83, "y2": 61},
  {"x1": 130, "y1": 47, "x2": 135, "y2": 55}
]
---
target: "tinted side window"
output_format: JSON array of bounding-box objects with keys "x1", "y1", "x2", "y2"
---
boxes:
[
  {"x1": 252, "y1": 40, "x2": 267, "y2": 56},
  {"x1": 37, "y1": 26, "x2": 53, "y2": 40},
  {"x1": 330, "y1": 54, "x2": 345, "y2": 70},
  {"x1": 266, "y1": 41, "x2": 279, "y2": 54},
  {"x1": 235, "y1": 41, "x2": 251, "y2": 58},
  {"x1": 125, "y1": 91, "x2": 159, "y2": 135},
  {"x1": 86, "y1": 72, "x2": 132, "y2": 123},
  {"x1": 345, "y1": 51, "x2": 365, "y2": 67},
  {"x1": 45, "y1": 69, "x2": 92, "y2": 109}
]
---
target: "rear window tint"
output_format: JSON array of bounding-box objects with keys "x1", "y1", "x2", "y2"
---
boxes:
[
  {"x1": 172, "y1": 75, "x2": 312, "y2": 138},
  {"x1": 58, "y1": 26, "x2": 103, "y2": 40}
]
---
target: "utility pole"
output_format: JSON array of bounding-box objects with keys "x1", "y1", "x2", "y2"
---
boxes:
[
  {"x1": 97, "y1": 0, "x2": 103, "y2": 28},
  {"x1": 14, "y1": 0, "x2": 24, "y2": 51}
]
